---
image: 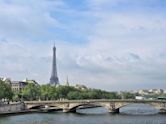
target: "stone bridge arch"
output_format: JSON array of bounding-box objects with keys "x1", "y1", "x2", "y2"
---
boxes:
[
  {"x1": 63, "y1": 102, "x2": 111, "y2": 113},
  {"x1": 29, "y1": 105, "x2": 45, "y2": 109},
  {"x1": 112, "y1": 101, "x2": 166, "y2": 113},
  {"x1": 25, "y1": 102, "x2": 64, "y2": 110}
]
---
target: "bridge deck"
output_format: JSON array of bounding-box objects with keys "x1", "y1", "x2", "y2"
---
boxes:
[{"x1": 24, "y1": 99, "x2": 166, "y2": 104}]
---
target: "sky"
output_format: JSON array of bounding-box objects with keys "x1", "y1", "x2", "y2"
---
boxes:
[{"x1": 0, "y1": 0, "x2": 166, "y2": 91}]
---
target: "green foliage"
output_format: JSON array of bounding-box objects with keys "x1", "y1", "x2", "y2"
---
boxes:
[
  {"x1": 40, "y1": 84, "x2": 51, "y2": 100},
  {"x1": 21, "y1": 83, "x2": 40, "y2": 100},
  {"x1": 19, "y1": 84, "x2": 137, "y2": 101},
  {"x1": 0, "y1": 79, "x2": 136, "y2": 101},
  {"x1": 40, "y1": 84, "x2": 59, "y2": 100},
  {"x1": 20, "y1": 84, "x2": 122, "y2": 100},
  {"x1": 12, "y1": 92, "x2": 22, "y2": 101},
  {"x1": 56, "y1": 86, "x2": 78, "y2": 99},
  {"x1": 121, "y1": 92, "x2": 135, "y2": 99},
  {"x1": 0, "y1": 80, "x2": 13, "y2": 100},
  {"x1": 67, "y1": 91, "x2": 82, "y2": 100}
]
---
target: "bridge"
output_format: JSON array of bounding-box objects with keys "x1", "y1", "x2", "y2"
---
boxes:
[{"x1": 24, "y1": 99, "x2": 166, "y2": 113}]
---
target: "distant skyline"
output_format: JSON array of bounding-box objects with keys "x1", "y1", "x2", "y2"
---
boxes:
[{"x1": 0, "y1": 0, "x2": 166, "y2": 91}]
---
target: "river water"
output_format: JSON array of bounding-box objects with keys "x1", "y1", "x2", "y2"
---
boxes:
[{"x1": 0, "y1": 104, "x2": 166, "y2": 124}]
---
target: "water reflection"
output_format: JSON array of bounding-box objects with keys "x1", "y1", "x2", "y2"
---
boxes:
[
  {"x1": 120, "y1": 104, "x2": 159, "y2": 115},
  {"x1": 77, "y1": 107, "x2": 108, "y2": 114},
  {"x1": 77, "y1": 104, "x2": 159, "y2": 115}
]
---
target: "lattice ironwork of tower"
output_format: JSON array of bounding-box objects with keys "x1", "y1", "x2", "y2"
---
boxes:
[{"x1": 49, "y1": 46, "x2": 59, "y2": 85}]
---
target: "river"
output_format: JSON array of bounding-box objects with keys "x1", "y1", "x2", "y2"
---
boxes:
[{"x1": 0, "y1": 104, "x2": 166, "y2": 124}]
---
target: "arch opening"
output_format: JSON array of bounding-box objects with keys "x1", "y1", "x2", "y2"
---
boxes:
[
  {"x1": 28, "y1": 105, "x2": 62, "y2": 112},
  {"x1": 69, "y1": 103, "x2": 109, "y2": 114},
  {"x1": 29, "y1": 105, "x2": 45, "y2": 109}
]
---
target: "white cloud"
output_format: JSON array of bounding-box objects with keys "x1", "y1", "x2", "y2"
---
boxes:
[
  {"x1": 0, "y1": 0, "x2": 63, "y2": 41},
  {"x1": 0, "y1": 0, "x2": 166, "y2": 91}
]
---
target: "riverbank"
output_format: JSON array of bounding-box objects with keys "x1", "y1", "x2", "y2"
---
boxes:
[
  {"x1": 0, "y1": 109, "x2": 56, "y2": 116},
  {"x1": 0, "y1": 102, "x2": 25, "y2": 115}
]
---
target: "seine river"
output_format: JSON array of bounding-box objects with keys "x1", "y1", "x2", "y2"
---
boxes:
[{"x1": 0, "y1": 104, "x2": 166, "y2": 124}]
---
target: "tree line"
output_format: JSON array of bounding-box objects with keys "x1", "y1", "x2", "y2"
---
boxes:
[
  {"x1": 0, "y1": 80, "x2": 140, "y2": 102},
  {"x1": 13, "y1": 83, "x2": 136, "y2": 101},
  {"x1": 0, "y1": 80, "x2": 13, "y2": 101}
]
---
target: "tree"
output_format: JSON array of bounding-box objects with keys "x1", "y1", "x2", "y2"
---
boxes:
[
  {"x1": 67, "y1": 91, "x2": 81, "y2": 100},
  {"x1": 56, "y1": 86, "x2": 77, "y2": 99},
  {"x1": 48, "y1": 86, "x2": 58, "y2": 100},
  {"x1": 12, "y1": 92, "x2": 22, "y2": 102},
  {"x1": 4, "y1": 83, "x2": 13, "y2": 100},
  {"x1": 40, "y1": 84, "x2": 50, "y2": 100},
  {"x1": 0, "y1": 80, "x2": 13, "y2": 101},
  {"x1": 121, "y1": 92, "x2": 135, "y2": 99},
  {"x1": 40, "y1": 84, "x2": 59, "y2": 100},
  {"x1": 22, "y1": 83, "x2": 40, "y2": 100}
]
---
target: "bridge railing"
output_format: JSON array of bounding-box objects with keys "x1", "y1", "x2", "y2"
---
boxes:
[{"x1": 24, "y1": 99, "x2": 166, "y2": 104}]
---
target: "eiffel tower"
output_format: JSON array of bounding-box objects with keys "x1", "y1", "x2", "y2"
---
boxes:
[{"x1": 49, "y1": 46, "x2": 59, "y2": 85}]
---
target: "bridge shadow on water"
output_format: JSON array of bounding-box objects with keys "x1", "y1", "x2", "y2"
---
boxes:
[
  {"x1": 75, "y1": 107, "x2": 108, "y2": 115},
  {"x1": 72, "y1": 104, "x2": 160, "y2": 116},
  {"x1": 119, "y1": 104, "x2": 160, "y2": 115}
]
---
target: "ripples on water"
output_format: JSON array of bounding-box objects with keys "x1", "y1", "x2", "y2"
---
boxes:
[
  {"x1": 120, "y1": 104, "x2": 159, "y2": 115},
  {"x1": 0, "y1": 104, "x2": 166, "y2": 124}
]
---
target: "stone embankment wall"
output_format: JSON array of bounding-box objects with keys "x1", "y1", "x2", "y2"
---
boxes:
[{"x1": 0, "y1": 102, "x2": 25, "y2": 114}]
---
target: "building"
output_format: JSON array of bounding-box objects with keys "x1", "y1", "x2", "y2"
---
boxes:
[
  {"x1": 49, "y1": 46, "x2": 59, "y2": 85},
  {"x1": 148, "y1": 89, "x2": 164, "y2": 94},
  {"x1": 0, "y1": 77, "x2": 11, "y2": 85},
  {"x1": 11, "y1": 78, "x2": 39, "y2": 92},
  {"x1": 11, "y1": 81, "x2": 28, "y2": 92},
  {"x1": 75, "y1": 84, "x2": 87, "y2": 90},
  {"x1": 0, "y1": 77, "x2": 29, "y2": 92},
  {"x1": 22, "y1": 78, "x2": 39, "y2": 86},
  {"x1": 135, "y1": 96, "x2": 146, "y2": 100},
  {"x1": 138, "y1": 89, "x2": 149, "y2": 95}
]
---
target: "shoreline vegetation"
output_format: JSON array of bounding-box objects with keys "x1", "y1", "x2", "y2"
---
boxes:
[
  {"x1": 12, "y1": 83, "x2": 135, "y2": 102},
  {"x1": 1, "y1": 79, "x2": 166, "y2": 103}
]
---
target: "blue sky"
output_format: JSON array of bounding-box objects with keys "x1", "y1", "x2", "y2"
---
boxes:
[{"x1": 0, "y1": 0, "x2": 166, "y2": 91}]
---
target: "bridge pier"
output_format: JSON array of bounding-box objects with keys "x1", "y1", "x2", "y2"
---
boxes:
[
  {"x1": 108, "y1": 108, "x2": 119, "y2": 114},
  {"x1": 63, "y1": 108, "x2": 76, "y2": 113},
  {"x1": 159, "y1": 109, "x2": 166, "y2": 114},
  {"x1": 63, "y1": 108, "x2": 70, "y2": 113}
]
